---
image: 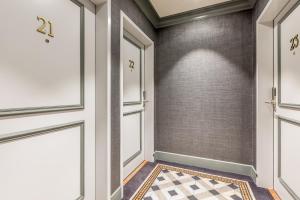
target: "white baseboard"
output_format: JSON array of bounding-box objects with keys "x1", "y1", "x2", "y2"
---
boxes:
[
  {"x1": 111, "y1": 186, "x2": 121, "y2": 200},
  {"x1": 154, "y1": 151, "x2": 257, "y2": 182}
]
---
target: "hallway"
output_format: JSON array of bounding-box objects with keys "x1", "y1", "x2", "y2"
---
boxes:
[{"x1": 0, "y1": 0, "x2": 299, "y2": 200}]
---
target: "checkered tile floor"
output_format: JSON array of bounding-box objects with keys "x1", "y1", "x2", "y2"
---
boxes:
[{"x1": 131, "y1": 164, "x2": 255, "y2": 200}]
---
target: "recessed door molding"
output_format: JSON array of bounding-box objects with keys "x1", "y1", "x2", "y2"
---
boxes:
[
  {"x1": 0, "y1": 121, "x2": 85, "y2": 200},
  {"x1": 123, "y1": 111, "x2": 142, "y2": 167},
  {"x1": 123, "y1": 32, "x2": 143, "y2": 106},
  {"x1": 278, "y1": 1, "x2": 300, "y2": 109},
  {"x1": 277, "y1": 116, "x2": 300, "y2": 200},
  {"x1": 0, "y1": 0, "x2": 85, "y2": 117}
]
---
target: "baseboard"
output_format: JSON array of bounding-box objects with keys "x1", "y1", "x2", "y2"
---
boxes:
[
  {"x1": 123, "y1": 160, "x2": 148, "y2": 185},
  {"x1": 268, "y1": 189, "x2": 281, "y2": 200},
  {"x1": 154, "y1": 151, "x2": 257, "y2": 182},
  {"x1": 111, "y1": 186, "x2": 122, "y2": 200}
]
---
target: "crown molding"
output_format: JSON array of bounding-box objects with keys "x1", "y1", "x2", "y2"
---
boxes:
[{"x1": 135, "y1": 0, "x2": 257, "y2": 28}]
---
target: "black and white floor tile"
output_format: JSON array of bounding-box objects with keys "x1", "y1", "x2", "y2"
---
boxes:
[
  {"x1": 123, "y1": 161, "x2": 273, "y2": 200},
  {"x1": 143, "y1": 168, "x2": 244, "y2": 200},
  {"x1": 130, "y1": 164, "x2": 256, "y2": 200}
]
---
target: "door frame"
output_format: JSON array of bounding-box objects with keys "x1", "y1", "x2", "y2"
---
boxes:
[
  {"x1": 119, "y1": 11, "x2": 155, "y2": 198},
  {"x1": 95, "y1": 0, "x2": 112, "y2": 199},
  {"x1": 256, "y1": 0, "x2": 293, "y2": 189}
]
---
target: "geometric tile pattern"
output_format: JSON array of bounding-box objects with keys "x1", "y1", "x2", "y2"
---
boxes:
[{"x1": 130, "y1": 164, "x2": 256, "y2": 200}]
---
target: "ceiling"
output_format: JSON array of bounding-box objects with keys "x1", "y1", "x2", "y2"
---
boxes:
[
  {"x1": 90, "y1": 0, "x2": 106, "y2": 5},
  {"x1": 134, "y1": 0, "x2": 257, "y2": 28},
  {"x1": 149, "y1": 0, "x2": 233, "y2": 18}
]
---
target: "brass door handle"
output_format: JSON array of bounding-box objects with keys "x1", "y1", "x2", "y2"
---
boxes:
[
  {"x1": 265, "y1": 100, "x2": 275, "y2": 105},
  {"x1": 265, "y1": 100, "x2": 276, "y2": 111}
]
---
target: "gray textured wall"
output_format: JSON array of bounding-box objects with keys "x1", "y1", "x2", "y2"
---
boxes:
[
  {"x1": 253, "y1": 0, "x2": 270, "y2": 20},
  {"x1": 155, "y1": 10, "x2": 255, "y2": 165},
  {"x1": 111, "y1": 0, "x2": 157, "y2": 193}
]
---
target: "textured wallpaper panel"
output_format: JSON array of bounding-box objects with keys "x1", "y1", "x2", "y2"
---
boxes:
[{"x1": 155, "y1": 10, "x2": 255, "y2": 165}]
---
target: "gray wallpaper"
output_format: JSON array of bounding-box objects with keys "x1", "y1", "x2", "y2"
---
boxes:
[
  {"x1": 111, "y1": 0, "x2": 157, "y2": 193},
  {"x1": 253, "y1": 0, "x2": 270, "y2": 20},
  {"x1": 155, "y1": 10, "x2": 255, "y2": 165}
]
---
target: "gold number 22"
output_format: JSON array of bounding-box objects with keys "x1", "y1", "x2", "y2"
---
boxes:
[
  {"x1": 129, "y1": 59, "x2": 135, "y2": 72},
  {"x1": 37, "y1": 16, "x2": 54, "y2": 37}
]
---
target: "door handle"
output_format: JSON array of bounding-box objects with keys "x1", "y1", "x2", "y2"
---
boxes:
[
  {"x1": 265, "y1": 99, "x2": 276, "y2": 111},
  {"x1": 265, "y1": 100, "x2": 275, "y2": 104},
  {"x1": 143, "y1": 100, "x2": 150, "y2": 107}
]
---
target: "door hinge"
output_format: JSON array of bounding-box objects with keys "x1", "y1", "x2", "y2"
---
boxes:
[
  {"x1": 143, "y1": 91, "x2": 146, "y2": 100},
  {"x1": 272, "y1": 87, "x2": 277, "y2": 99},
  {"x1": 272, "y1": 87, "x2": 277, "y2": 112}
]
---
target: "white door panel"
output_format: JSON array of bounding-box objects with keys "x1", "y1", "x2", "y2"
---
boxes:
[
  {"x1": 123, "y1": 38, "x2": 142, "y2": 104},
  {"x1": 0, "y1": 0, "x2": 82, "y2": 113},
  {"x1": 279, "y1": 2, "x2": 300, "y2": 106},
  {"x1": 0, "y1": 123, "x2": 83, "y2": 200},
  {"x1": 122, "y1": 34, "x2": 145, "y2": 179},
  {"x1": 279, "y1": 119, "x2": 300, "y2": 197},
  {"x1": 274, "y1": 1, "x2": 300, "y2": 199},
  {"x1": 123, "y1": 112, "x2": 141, "y2": 163},
  {"x1": 0, "y1": 1, "x2": 96, "y2": 200}
]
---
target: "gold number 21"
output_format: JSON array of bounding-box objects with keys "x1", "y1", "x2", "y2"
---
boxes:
[
  {"x1": 290, "y1": 34, "x2": 299, "y2": 51},
  {"x1": 37, "y1": 16, "x2": 54, "y2": 37}
]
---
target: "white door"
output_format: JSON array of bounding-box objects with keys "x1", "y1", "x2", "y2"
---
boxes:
[
  {"x1": 0, "y1": 0, "x2": 96, "y2": 200},
  {"x1": 122, "y1": 31, "x2": 145, "y2": 178},
  {"x1": 274, "y1": 1, "x2": 300, "y2": 199}
]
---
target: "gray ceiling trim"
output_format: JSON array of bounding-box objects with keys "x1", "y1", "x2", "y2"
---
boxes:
[{"x1": 134, "y1": 0, "x2": 257, "y2": 28}]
